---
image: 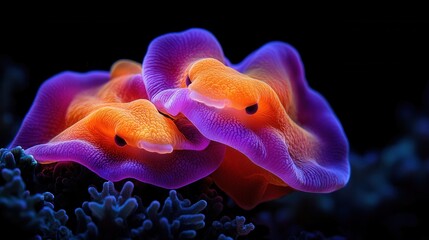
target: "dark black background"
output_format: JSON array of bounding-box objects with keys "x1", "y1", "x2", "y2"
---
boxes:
[{"x1": 1, "y1": 14, "x2": 428, "y2": 152}]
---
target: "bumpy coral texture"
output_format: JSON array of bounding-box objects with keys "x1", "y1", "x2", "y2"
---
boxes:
[
  {"x1": 1, "y1": 147, "x2": 256, "y2": 239},
  {"x1": 72, "y1": 181, "x2": 255, "y2": 239},
  {"x1": 0, "y1": 147, "x2": 69, "y2": 239},
  {"x1": 76, "y1": 181, "x2": 208, "y2": 239},
  {"x1": 1, "y1": 146, "x2": 37, "y2": 186},
  {"x1": 144, "y1": 28, "x2": 350, "y2": 209},
  {"x1": 10, "y1": 60, "x2": 224, "y2": 188}
]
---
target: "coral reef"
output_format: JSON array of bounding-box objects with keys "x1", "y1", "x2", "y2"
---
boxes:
[
  {"x1": 13, "y1": 93, "x2": 427, "y2": 239},
  {"x1": 0, "y1": 159, "x2": 256, "y2": 240},
  {"x1": 4, "y1": 30, "x2": 427, "y2": 237},
  {"x1": 38, "y1": 162, "x2": 104, "y2": 212},
  {"x1": 131, "y1": 189, "x2": 207, "y2": 239},
  {"x1": 75, "y1": 181, "x2": 138, "y2": 239},
  {"x1": 0, "y1": 146, "x2": 37, "y2": 187},
  {"x1": 74, "y1": 181, "x2": 211, "y2": 239},
  {"x1": 212, "y1": 216, "x2": 255, "y2": 239},
  {"x1": 0, "y1": 146, "x2": 256, "y2": 239},
  {"x1": 0, "y1": 168, "x2": 69, "y2": 239}
]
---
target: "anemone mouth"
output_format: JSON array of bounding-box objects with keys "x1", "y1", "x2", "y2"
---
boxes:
[
  {"x1": 114, "y1": 135, "x2": 127, "y2": 147},
  {"x1": 245, "y1": 103, "x2": 258, "y2": 115},
  {"x1": 189, "y1": 90, "x2": 230, "y2": 109}
]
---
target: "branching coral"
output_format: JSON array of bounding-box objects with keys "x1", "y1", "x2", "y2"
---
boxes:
[
  {"x1": 131, "y1": 189, "x2": 207, "y2": 239},
  {"x1": 0, "y1": 146, "x2": 36, "y2": 170},
  {"x1": 0, "y1": 168, "x2": 70, "y2": 239},
  {"x1": 74, "y1": 181, "x2": 138, "y2": 239},
  {"x1": 212, "y1": 216, "x2": 255, "y2": 239},
  {"x1": 74, "y1": 181, "x2": 208, "y2": 239},
  {"x1": 0, "y1": 148, "x2": 256, "y2": 239},
  {"x1": 0, "y1": 146, "x2": 37, "y2": 187}
]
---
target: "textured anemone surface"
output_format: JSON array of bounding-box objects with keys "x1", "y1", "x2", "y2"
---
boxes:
[
  {"x1": 10, "y1": 60, "x2": 224, "y2": 188},
  {"x1": 144, "y1": 28, "x2": 350, "y2": 209},
  {"x1": 9, "y1": 28, "x2": 349, "y2": 210}
]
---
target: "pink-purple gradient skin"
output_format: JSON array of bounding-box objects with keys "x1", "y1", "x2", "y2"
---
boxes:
[
  {"x1": 143, "y1": 29, "x2": 350, "y2": 206},
  {"x1": 10, "y1": 64, "x2": 225, "y2": 188}
]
